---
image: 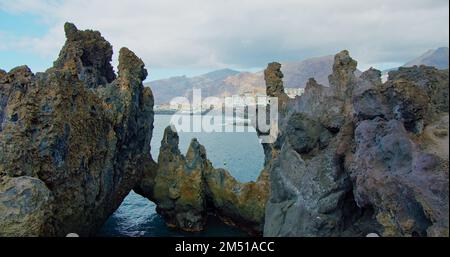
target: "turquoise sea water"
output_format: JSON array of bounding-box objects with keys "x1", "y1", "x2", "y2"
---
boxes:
[{"x1": 97, "y1": 114, "x2": 265, "y2": 237}]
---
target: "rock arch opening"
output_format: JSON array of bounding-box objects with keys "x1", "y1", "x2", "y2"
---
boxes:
[{"x1": 99, "y1": 114, "x2": 267, "y2": 236}]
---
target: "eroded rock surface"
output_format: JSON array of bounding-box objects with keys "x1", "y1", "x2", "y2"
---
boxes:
[
  {"x1": 349, "y1": 66, "x2": 449, "y2": 237},
  {"x1": 0, "y1": 176, "x2": 54, "y2": 236},
  {"x1": 0, "y1": 23, "x2": 154, "y2": 236},
  {"x1": 264, "y1": 51, "x2": 449, "y2": 237},
  {"x1": 136, "y1": 126, "x2": 269, "y2": 235}
]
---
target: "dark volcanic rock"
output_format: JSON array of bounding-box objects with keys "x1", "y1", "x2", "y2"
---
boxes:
[
  {"x1": 1, "y1": 22, "x2": 447, "y2": 238},
  {"x1": 264, "y1": 51, "x2": 449, "y2": 237},
  {"x1": 329, "y1": 50, "x2": 358, "y2": 100},
  {"x1": 53, "y1": 23, "x2": 116, "y2": 88},
  {"x1": 0, "y1": 23, "x2": 154, "y2": 236},
  {"x1": 361, "y1": 68, "x2": 382, "y2": 84},
  {"x1": 355, "y1": 66, "x2": 449, "y2": 133},
  {"x1": 285, "y1": 113, "x2": 332, "y2": 154},
  {"x1": 348, "y1": 65, "x2": 449, "y2": 237},
  {"x1": 349, "y1": 117, "x2": 448, "y2": 236},
  {"x1": 389, "y1": 66, "x2": 449, "y2": 114},
  {"x1": 264, "y1": 52, "x2": 361, "y2": 236}
]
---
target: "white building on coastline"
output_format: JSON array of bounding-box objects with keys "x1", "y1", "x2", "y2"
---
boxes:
[{"x1": 284, "y1": 88, "x2": 305, "y2": 98}]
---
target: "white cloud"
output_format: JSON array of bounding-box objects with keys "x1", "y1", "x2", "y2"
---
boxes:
[{"x1": 1, "y1": 0, "x2": 449, "y2": 71}]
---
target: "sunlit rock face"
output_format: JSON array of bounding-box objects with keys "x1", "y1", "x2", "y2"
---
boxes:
[
  {"x1": 136, "y1": 126, "x2": 269, "y2": 236},
  {"x1": 0, "y1": 23, "x2": 154, "y2": 236},
  {"x1": 264, "y1": 51, "x2": 449, "y2": 237}
]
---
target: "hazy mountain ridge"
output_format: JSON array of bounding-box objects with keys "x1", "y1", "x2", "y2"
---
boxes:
[
  {"x1": 147, "y1": 68, "x2": 245, "y2": 104},
  {"x1": 403, "y1": 47, "x2": 449, "y2": 69},
  {"x1": 148, "y1": 47, "x2": 448, "y2": 105},
  {"x1": 147, "y1": 55, "x2": 339, "y2": 104}
]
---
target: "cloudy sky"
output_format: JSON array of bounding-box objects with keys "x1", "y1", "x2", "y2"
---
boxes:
[{"x1": 0, "y1": 0, "x2": 448, "y2": 80}]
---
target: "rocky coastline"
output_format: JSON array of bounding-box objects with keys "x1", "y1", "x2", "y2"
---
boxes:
[{"x1": 0, "y1": 23, "x2": 448, "y2": 237}]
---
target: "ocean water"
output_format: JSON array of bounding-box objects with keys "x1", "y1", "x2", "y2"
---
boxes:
[{"x1": 97, "y1": 114, "x2": 265, "y2": 237}]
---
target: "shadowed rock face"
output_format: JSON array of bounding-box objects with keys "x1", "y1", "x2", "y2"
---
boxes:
[
  {"x1": 264, "y1": 50, "x2": 449, "y2": 237},
  {"x1": 0, "y1": 23, "x2": 154, "y2": 236},
  {"x1": 263, "y1": 52, "x2": 360, "y2": 236},
  {"x1": 135, "y1": 126, "x2": 270, "y2": 236}
]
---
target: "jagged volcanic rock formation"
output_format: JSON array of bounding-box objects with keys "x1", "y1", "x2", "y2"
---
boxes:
[
  {"x1": 138, "y1": 52, "x2": 448, "y2": 237},
  {"x1": 0, "y1": 21, "x2": 447, "y2": 238},
  {"x1": 349, "y1": 66, "x2": 449, "y2": 236},
  {"x1": 263, "y1": 51, "x2": 449, "y2": 237},
  {"x1": 0, "y1": 23, "x2": 154, "y2": 236},
  {"x1": 136, "y1": 126, "x2": 269, "y2": 235}
]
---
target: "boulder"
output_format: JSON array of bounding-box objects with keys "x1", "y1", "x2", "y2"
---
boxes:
[
  {"x1": 0, "y1": 176, "x2": 54, "y2": 236},
  {"x1": 349, "y1": 117, "x2": 449, "y2": 236}
]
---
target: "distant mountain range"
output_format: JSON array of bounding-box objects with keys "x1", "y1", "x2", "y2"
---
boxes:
[
  {"x1": 381, "y1": 47, "x2": 449, "y2": 81},
  {"x1": 403, "y1": 47, "x2": 449, "y2": 69},
  {"x1": 147, "y1": 55, "x2": 343, "y2": 104},
  {"x1": 147, "y1": 47, "x2": 449, "y2": 105},
  {"x1": 146, "y1": 68, "x2": 264, "y2": 105}
]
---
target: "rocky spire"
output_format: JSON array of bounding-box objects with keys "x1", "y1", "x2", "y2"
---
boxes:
[
  {"x1": 264, "y1": 62, "x2": 285, "y2": 98},
  {"x1": 118, "y1": 47, "x2": 148, "y2": 81},
  {"x1": 160, "y1": 126, "x2": 182, "y2": 158},
  {"x1": 360, "y1": 67, "x2": 382, "y2": 86},
  {"x1": 263, "y1": 62, "x2": 290, "y2": 116},
  {"x1": 53, "y1": 22, "x2": 116, "y2": 87},
  {"x1": 328, "y1": 50, "x2": 358, "y2": 99},
  {"x1": 136, "y1": 125, "x2": 269, "y2": 235}
]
